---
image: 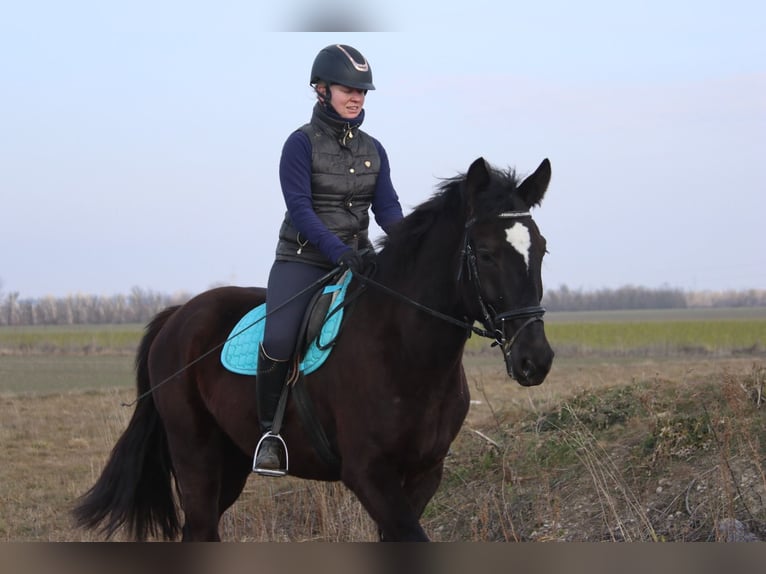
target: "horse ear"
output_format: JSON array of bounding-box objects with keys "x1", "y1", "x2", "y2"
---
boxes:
[
  {"x1": 465, "y1": 157, "x2": 491, "y2": 216},
  {"x1": 518, "y1": 158, "x2": 551, "y2": 207}
]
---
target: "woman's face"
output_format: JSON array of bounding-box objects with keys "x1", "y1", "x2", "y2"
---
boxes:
[{"x1": 321, "y1": 84, "x2": 366, "y2": 119}]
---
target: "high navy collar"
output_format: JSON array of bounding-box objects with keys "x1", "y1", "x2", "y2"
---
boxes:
[{"x1": 312, "y1": 102, "x2": 365, "y2": 134}]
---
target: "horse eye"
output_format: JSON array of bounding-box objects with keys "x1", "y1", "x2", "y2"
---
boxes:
[{"x1": 477, "y1": 249, "x2": 495, "y2": 264}]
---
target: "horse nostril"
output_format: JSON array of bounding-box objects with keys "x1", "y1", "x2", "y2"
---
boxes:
[{"x1": 519, "y1": 359, "x2": 534, "y2": 380}]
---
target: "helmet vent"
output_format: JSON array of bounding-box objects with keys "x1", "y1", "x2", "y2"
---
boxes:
[{"x1": 336, "y1": 44, "x2": 369, "y2": 72}]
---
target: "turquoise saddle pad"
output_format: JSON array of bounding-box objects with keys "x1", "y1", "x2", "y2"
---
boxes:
[{"x1": 221, "y1": 271, "x2": 352, "y2": 376}]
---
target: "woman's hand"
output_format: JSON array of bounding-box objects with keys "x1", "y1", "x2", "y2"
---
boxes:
[
  {"x1": 338, "y1": 249, "x2": 377, "y2": 274},
  {"x1": 338, "y1": 250, "x2": 364, "y2": 274}
]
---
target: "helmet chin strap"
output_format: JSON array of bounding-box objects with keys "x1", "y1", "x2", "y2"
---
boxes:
[{"x1": 313, "y1": 82, "x2": 333, "y2": 110}]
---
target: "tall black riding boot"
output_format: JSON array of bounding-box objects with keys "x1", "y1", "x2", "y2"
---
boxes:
[{"x1": 254, "y1": 343, "x2": 291, "y2": 476}]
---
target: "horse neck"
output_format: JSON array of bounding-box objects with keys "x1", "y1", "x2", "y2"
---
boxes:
[{"x1": 371, "y1": 217, "x2": 470, "y2": 359}]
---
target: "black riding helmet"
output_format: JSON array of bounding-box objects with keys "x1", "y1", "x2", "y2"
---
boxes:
[{"x1": 310, "y1": 44, "x2": 375, "y2": 91}]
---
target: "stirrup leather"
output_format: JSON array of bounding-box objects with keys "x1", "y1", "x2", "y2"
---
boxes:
[{"x1": 253, "y1": 433, "x2": 289, "y2": 477}]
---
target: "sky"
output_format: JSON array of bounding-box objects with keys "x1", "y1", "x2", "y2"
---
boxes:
[{"x1": 1, "y1": 1, "x2": 764, "y2": 299}]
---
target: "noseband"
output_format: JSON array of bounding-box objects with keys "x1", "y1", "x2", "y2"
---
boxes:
[{"x1": 460, "y1": 211, "x2": 546, "y2": 378}]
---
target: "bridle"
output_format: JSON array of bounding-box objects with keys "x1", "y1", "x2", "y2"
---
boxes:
[
  {"x1": 458, "y1": 210, "x2": 546, "y2": 378},
  {"x1": 360, "y1": 209, "x2": 546, "y2": 380}
]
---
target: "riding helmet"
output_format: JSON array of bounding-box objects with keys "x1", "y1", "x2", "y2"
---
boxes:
[{"x1": 310, "y1": 44, "x2": 375, "y2": 91}]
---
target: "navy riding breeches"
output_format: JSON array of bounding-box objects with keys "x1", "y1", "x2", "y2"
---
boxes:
[{"x1": 261, "y1": 260, "x2": 330, "y2": 361}]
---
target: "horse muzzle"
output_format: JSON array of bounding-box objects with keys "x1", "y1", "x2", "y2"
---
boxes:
[
  {"x1": 498, "y1": 314, "x2": 554, "y2": 387},
  {"x1": 504, "y1": 343, "x2": 554, "y2": 386}
]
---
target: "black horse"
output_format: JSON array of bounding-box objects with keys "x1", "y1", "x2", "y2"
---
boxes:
[{"x1": 73, "y1": 157, "x2": 554, "y2": 541}]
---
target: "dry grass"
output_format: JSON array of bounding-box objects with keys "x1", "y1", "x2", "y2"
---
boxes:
[
  {"x1": 1, "y1": 355, "x2": 764, "y2": 541},
  {"x1": 441, "y1": 356, "x2": 766, "y2": 542}
]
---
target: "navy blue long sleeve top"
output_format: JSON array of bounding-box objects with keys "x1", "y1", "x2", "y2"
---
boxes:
[{"x1": 278, "y1": 117, "x2": 404, "y2": 264}]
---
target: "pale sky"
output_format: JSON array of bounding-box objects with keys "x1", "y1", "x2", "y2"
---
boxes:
[{"x1": 2, "y1": 1, "x2": 764, "y2": 298}]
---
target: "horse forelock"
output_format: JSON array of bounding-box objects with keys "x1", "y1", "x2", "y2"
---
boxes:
[{"x1": 472, "y1": 166, "x2": 527, "y2": 220}]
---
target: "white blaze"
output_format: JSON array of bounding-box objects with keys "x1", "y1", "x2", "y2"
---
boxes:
[{"x1": 506, "y1": 223, "x2": 531, "y2": 270}]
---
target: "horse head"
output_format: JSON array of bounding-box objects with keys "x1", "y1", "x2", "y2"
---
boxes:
[{"x1": 460, "y1": 157, "x2": 554, "y2": 386}]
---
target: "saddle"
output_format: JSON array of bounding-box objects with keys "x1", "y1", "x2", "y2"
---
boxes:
[{"x1": 220, "y1": 270, "x2": 353, "y2": 376}]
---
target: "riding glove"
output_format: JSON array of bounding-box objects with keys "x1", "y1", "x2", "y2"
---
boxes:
[{"x1": 338, "y1": 250, "x2": 364, "y2": 274}]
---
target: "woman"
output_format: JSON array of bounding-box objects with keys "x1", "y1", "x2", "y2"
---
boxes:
[{"x1": 255, "y1": 44, "x2": 404, "y2": 475}]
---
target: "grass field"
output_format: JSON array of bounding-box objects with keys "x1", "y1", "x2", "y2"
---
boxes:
[
  {"x1": 3, "y1": 308, "x2": 765, "y2": 361},
  {"x1": 1, "y1": 309, "x2": 765, "y2": 541},
  {"x1": 0, "y1": 324, "x2": 142, "y2": 356}
]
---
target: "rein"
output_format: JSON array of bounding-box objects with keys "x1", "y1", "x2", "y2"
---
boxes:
[
  {"x1": 122, "y1": 267, "x2": 342, "y2": 407},
  {"x1": 125, "y1": 210, "x2": 545, "y2": 406},
  {"x1": 354, "y1": 274, "x2": 493, "y2": 338}
]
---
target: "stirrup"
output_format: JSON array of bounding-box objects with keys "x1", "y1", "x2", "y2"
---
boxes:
[{"x1": 253, "y1": 433, "x2": 289, "y2": 477}]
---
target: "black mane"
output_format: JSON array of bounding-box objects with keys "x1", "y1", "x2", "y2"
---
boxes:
[
  {"x1": 378, "y1": 165, "x2": 524, "y2": 273},
  {"x1": 379, "y1": 177, "x2": 463, "y2": 256}
]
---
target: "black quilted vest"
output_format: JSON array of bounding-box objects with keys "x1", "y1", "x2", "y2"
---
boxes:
[{"x1": 275, "y1": 104, "x2": 381, "y2": 268}]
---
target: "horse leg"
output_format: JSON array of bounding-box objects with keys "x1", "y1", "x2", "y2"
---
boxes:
[
  {"x1": 342, "y1": 461, "x2": 430, "y2": 541},
  {"x1": 404, "y1": 461, "x2": 445, "y2": 522},
  {"x1": 175, "y1": 435, "x2": 250, "y2": 542},
  {"x1": 372, "y1": 463, "x2": 445, "y2": 541},
  {"x1": 217, "y1": 437, "x2": 252, "y2": 519},
  {"x1": 164, "y1": 422, "x2": 227, "y2": 542}
]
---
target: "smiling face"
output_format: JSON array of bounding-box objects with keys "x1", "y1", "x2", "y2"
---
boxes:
[{"x1": 317, "y1": 83, "x2": 366, "y2": 119}]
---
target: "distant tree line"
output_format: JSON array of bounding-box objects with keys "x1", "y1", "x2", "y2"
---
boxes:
[
  {"x1": 0, "y1": 284, "x2": 764, "y2": 326},
  {"x1": 0, "y1": 287, "x2": 191, "y2": 326},
  {"x1": 543, "y1": 285, "x2": 766, "y2": 312}
]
